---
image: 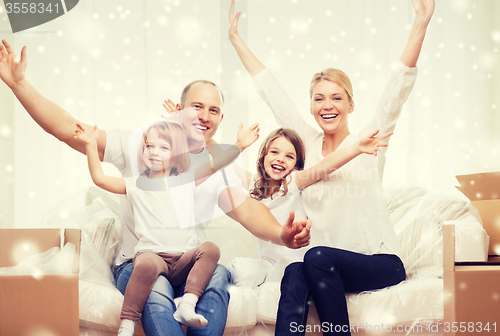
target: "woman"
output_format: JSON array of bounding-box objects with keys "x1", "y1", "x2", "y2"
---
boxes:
[{"x1": 228, "y1": 0, "x2": 435, "y2": 335}]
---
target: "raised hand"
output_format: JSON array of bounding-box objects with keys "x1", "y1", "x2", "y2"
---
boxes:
[
  {"x1": 412, "y1": 0, "x2": 435, "y2": 25},
  {"x1": 228, "y1": 0, "x2": 243, "y2": 39},
  {"x1": 281, "y1": 211, "x2": 311, "y2": 249},
  {"x1": 358, "y1": 130, "x2": 392, "y2": 156},
  {"x1": 0, "y1": 40, "x2": 27, "y2": 89},
  {"x1": 162, "y1": 99, "x2": 180, "y2": 114},
  {"x1": 235, "y1": 123, "x2": 259, "y2": 151},
  {"x1": 74, "y1": 123, "x2": 99, "y2": 145}
]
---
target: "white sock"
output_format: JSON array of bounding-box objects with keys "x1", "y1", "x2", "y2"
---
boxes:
[
  {"x1": 173, "y1": 293, "x2": 208, "y2": 329},
  {"x1": 118, "y1": 319, "x2": 136, "y2": 336}
]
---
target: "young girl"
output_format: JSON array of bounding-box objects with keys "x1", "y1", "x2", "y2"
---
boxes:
[
  {"x1": 227, "y1": 127, "x2": 391, "y2": 286},
  {"x1": 73, "y1": 118, "x2": 256, "y2": 335},
  {"x1": 245, "y1": 127, "x2": 391, "y2": 282}
]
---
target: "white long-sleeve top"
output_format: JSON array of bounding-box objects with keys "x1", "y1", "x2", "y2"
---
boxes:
[
  {"x1": 250, "y1": 172, "x2": 308, "y2": 264},
  {"x1": 252, "y1": 63, "x2": 417, "y2": 257}
]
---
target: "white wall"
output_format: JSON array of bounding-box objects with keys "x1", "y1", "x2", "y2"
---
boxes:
[{"x1": 0, "y1": 0, "x2": 498, "y2": 228}]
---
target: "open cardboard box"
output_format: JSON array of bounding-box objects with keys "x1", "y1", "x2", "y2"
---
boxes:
[
  {"x1": 0, "y1": 228, "x2": 81, "y2": 336},
  {"x1": 456, "y1": 172, "x2": 500, "y2": 257}
]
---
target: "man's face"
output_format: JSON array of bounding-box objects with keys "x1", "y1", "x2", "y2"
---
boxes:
[{"x1": 182, "y1": 82, "x2": 223, "y2": 141}]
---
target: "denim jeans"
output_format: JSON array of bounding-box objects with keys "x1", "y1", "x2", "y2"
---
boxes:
[
  {"x1": 275, "y1": 247, "x2": 406, "y2": 336},
  {"x1": 114, "y1": 260, "x2": 231, "y2": 336}
]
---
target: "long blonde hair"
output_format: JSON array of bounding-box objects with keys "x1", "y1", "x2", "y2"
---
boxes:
[
  {"x1": 138, "y1": 121, "x2": 190, "y2": 177},
  {"x1": 250, "y1": 128, "x2": 305, "y2": 201}
]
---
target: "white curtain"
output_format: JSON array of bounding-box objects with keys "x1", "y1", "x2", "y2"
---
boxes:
[{"x1": 0, "y1": 0, "x2": 498, "y2": 228}]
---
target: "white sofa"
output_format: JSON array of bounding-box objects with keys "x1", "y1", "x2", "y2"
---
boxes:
[{"x1": 41, "y1": 185, "x2": 489, "y2": 336}]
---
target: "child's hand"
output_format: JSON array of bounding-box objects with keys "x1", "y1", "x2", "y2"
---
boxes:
[
  {"x1": 358, "y1": 130, "x2": 392, "y2": 156},
  {"x1": 73, "y1": 123, "x2": 99, "y2": 145},
  {"x1": 235, "y1": 123, "x2": 259, "y2": 152},
  {"x1": 161, "y1": 99, "x2": 181, "y2": 121}
]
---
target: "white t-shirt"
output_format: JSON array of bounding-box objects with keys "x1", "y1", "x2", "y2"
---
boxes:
[
  {"x1": 104, "y1": 129, "x2": 243, "y2": 265},
  {"x1": 252, "y1": 62, "x2": 417, "y2": 258},
  {"x1": 124, "y1": 176, "x2": 199, "y2": 254},
  {"x1": 250, "y1": 172, "x2": 308, "y2": 264}
]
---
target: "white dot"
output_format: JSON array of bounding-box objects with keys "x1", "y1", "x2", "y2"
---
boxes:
[
  {"x1": 472, "y1": 64, "x2": 478, "y2": 70},
  {"x1": 115, "y1": 97, "x2": 124, "y2": 106},
  {"x1": 437, "y1": 17, "x2": 443, "y2": 24},
  {"x1": 286, "y1": 49, "x2": 292, "y2": 56},
  {"x1": 266, "y1": 37, "x2": 272, "y2": 43},
  {"x1": 269, "y1": 17, "x2": 276, "y2": 24},
  {"x1": 57, "y1": 30, "x2": 63, "y2": 37},
  {"x1": 492, "y1": 30, "x2": 500, "y2": 43},
  {"x1": 5, "y1": 165, "x2": 13, "y2": 173},
  {"x1": 305, "y1": 44, "x2": 312, "y2": 50},
  {"x1": 470, "y1": 45, "x2": 476, "y2": 51},
  {"x1": 340, "y1": 30, "x2": 346, "y2": 37},
  {"x1": 92, "y1": 13, "x2": 99, "y2": 20},
  {"x1": 59, "y1": 210, "x2": 69, "y2": 220},
  {"x1": 435, "y1": 52, "x2": 441, "y2": 58},
  {"x1": 98, "y1": 33, "x2": 105, "y2": 40},
  {"x1": 370, "y1": 28, "x2": 377, "y2": 34},
  {"x1": 28, "y1": 191, "x2": 36, "y2": 199},
  {"x1": 185, "y1": 51, "x2": 191, "y2": 57},
  {"x1": 325, "y1": 10, "x2": 331, "y2": 16},
  {"x1": 81, "y1": 68, "x2": 88, "y2": 74},
  {"x1": 330, "y1": 36, "x2": 337, "y2": 42},
  {"x1": 157, "y1": 49, "x2": 163, "y2": 56},
  {"x1": 38, "y1": 45, "x2": 46, "y2": 53},
  {"x1": 109, "y1": 13, "x2": 115, "y2": 20},
  {"x1": 492, "y1": 104, "x2": 497, "y2": 109},
  {"x1": 458, "y1": 43, "x2": 464, "y2": 49},
  {"x1": 144, "y1": 21, "x2": 151, "y2": 28},
  {"x1": 365, "y1": 18, "x2": 371, "y2": 25},
  {"x1": 165, "y1": 6, "x2": 171, "y2": 12},
  {"x1": 467, "y1": 13, "x2": 473, "y2": 20},
  {"x1": 0, "y1": 125, "x2": 12, "y2": 138},
  {"x1": 53, "y1": 68, "x2": 60, "y2": 74}
]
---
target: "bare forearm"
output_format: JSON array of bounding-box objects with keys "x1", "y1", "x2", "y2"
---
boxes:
[
  {"x1": 11, "y1": 78, "x2": 106, "y2": 159},
  {"x1": 229, "y1": 33, "x2": 265, "y2": 77},
  {"x1": 219, "y1": 187, "x2": 283, "y2": 245},
  {"x1": 195, "y1": 144, "x2": 240, "y2": 185},
  {"x1": 86, "y1": 142, "x2": 106, "y2": 186},
  {"x1": 400, "y1": 16, "x2": 430, "y2": 68}
]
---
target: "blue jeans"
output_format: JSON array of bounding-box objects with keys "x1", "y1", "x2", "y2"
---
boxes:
[
  {"x1": 275, "y1": 247, "x2": 406, "y2": 336},
  {"x1": 114, "y1": 261, "x2": 231, "y2": 336}
]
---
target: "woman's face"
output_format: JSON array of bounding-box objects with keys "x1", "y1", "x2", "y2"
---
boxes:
[
  {"x1": 142, "y1": 129, "x2": 173, "y2": 174},
  {"x1": 310, "y1": 80, "x2": 354, "y2": 135},
  {"x1": 263, "y1": 136, "x2": 298, "y2": 181}
]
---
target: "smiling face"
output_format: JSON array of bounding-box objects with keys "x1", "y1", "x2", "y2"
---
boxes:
[
  {"x1": 142, "y1": 128, "x2": 173, "y2": 177},
  {"x1": 182, "y1": 82, "x2": 224, "y2": 142},
  {"x1": 263, "y1": 136, "x2": 298, "y2": 182},
  {"x1": 310, "y1": 80, "x2": 354, "y2": 135},
  {"x1": 179, "y1": 107, "x2": 206, "y2": 148}
]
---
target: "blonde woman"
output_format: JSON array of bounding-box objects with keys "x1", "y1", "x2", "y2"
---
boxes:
[{"x1": 228, "y1": 0, "x2": 434, "y2": 334}]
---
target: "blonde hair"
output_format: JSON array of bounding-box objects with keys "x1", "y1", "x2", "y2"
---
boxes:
[
  {"x1": 138, "y1": 121, "x2": 190, "y2": 176},
  {"x1": 250, "y1": 128, "x2": 305, "y2": 201},
  {"x1": 309, "y1": 68, "x2": 353, "y2": 101}
]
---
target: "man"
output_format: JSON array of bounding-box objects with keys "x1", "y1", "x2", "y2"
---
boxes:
[{"x1": 0, "y1": 39, "x2": 310, "y2": 336}]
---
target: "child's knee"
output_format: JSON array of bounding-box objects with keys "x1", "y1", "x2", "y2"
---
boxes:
[
  {"x1": 134, "y1": 253, "x2": 162, "y2": 277},
  {"x1": 199, "y1": 242, "x2": 220, "y2": 262}
]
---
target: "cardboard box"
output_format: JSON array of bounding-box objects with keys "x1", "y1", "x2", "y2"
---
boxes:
[
  {"x1": 456, "y1": 172, "x2": 500, "y2": 256},
  {"x1": 0, "y1": 228, "x2": 81, "y2": 336},
  {"x1": 443, "y1": 224, "x2": 500, "y2": 335}
]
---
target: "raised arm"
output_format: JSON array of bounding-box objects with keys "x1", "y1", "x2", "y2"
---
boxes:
[
  {"x1": 295, "y1": 130, "x2": 392, "y2": 190},
  {"x1": 400, "y1": 0, "x2": 435, "y2": 67},
  {"x1": 228, "y1": 0, "x2": 265, "y2": 76},
  {"x1": 194, "y1": 123, "x2": 259, "y2": 185},
  {"x1": 0, "y1": 39, "x2": 107, "y2": 160},
  {"x1": 218, "y1": 186, "x2": 311, "y2": 248},
  {"x1": 74, "y1": 123, "x2": 126, "y2": 194}
]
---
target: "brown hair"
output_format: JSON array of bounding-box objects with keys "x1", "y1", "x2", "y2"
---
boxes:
[
  {"x1": 250, "y1": 128, "x2": 305, "y2": 201},
  {"x1": 309, "y1": 68, "x2": 353, "y2": 101},
  {"x1": 138, "y1": 121, "x2": 191, "y2": 177},
  {"x1": 180, "y1": 80, "x2": 225, "y2": 108}
]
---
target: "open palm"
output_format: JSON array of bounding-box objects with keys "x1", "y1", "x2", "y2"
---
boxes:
[
  {"x1": 0, "y1": 40, "x2": 27, "y2": 88},
  {"x1": 358, "y1": 130, "x2": 392, "y2": 156}
]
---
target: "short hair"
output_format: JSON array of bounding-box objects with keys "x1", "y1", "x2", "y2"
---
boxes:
[
  {"x1": 138, "y1": 121, "x2": 191, "y2": 176},
  {"x1": 180, "y1": 80, "x2": 225, "y2": 108},
  {"x1": 309, "y1": 68, "x2": 353, "y2": 102}
]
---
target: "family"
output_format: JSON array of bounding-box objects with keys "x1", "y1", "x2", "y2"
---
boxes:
[{"x1": 0, "y1": 0, "x2": 434, "y2": 335}]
